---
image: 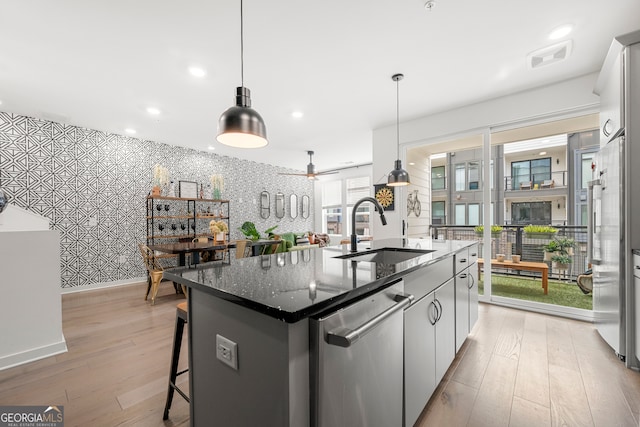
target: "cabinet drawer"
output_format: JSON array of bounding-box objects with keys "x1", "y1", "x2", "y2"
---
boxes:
[
  {"x1": 455, "y1": 248, "x2": 470, "y2": 274},
  {"x1": 467, "y1": 244, "x2": 479, "y2": 265},
  {"x1": 404, "y1": 257, "x2": 453, "y2": 301}
]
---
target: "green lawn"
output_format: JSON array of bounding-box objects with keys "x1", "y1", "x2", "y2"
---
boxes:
[{"x1": 478, "y1": 273, "x2": 592, "y2": 310}]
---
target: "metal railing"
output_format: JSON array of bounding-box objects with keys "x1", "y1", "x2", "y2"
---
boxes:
[
  {"x1": 430, "y1": 224, "x2": 588, "y2": 280},
  {"x1": 504, "y1": 170, "x2": 567, "y2": 191}
]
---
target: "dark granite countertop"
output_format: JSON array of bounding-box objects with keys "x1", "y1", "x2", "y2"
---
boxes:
[{"x1": 164, "y1": 238, "x2": 474, "y2": 323}]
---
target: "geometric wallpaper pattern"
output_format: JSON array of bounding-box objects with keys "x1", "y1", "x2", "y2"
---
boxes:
[{"x1": 0, "y1": 112, "x2": 314, "y2": 288}]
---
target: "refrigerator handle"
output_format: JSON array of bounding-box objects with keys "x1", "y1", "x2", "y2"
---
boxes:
[{"x1": 587, "y1": 179, "x2": 601, "y2": 266}]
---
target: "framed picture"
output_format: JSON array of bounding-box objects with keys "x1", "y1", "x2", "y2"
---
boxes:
[
  {"x1": 374, "y1": 184, "x2": 395, "y2": 211},
  {"x1": 179, "y1": 180, "x2": 198, "y2": 199}
]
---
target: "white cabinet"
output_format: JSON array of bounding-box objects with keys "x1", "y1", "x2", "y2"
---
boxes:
[
  {"x1": 404, "y1": 279, "x2": 455, "y2": 427},
  {"x1": 455, "y1": 244, "x2": 479, "y2": 352}
]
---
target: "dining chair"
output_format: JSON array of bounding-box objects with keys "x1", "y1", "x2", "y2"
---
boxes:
[
  {"x1": 261, "y1": 241, "x2": 282, "y2": 255},
  {"x1": 138, "y1": 243, "x2": 174, "y2": 305},
  {"x1": 235, "y1": 239, "x2": 253, "y2": 259}
]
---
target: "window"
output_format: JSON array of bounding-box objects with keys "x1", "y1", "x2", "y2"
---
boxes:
[
  {"x1": 321, "y1": 180, "x2": 342, "y2": 235},
  {"x1": 432, "y1": 201, "x2": 445, "y2": 224},
  {"x1": 321, "y1": 176, "x2": 372, "y2": 238},
  {"x1": 432, "y1": 166, "x2": 445, "y2": 190},
  {"x1": 346, "y1": 177, "x2": 371, "y2": 236},
  {"x1": 581, "y1": 152, "x2": 595, "y2": 189},
  {"x1": 455, "y1": 204, "x2": 466, "y2": 224},
  {"x1": 468, "y1": 162, "x2": 480, "y2": 190},
  {"x1": 468, "y1": 204, "x2": 480, "y2": 225},
  {"x1": 511, "y1": 201, "x2": 552, "y2": 225},
  {"x1": 455, "y1": 164, "x2": 465, "y2": 191},
  {"x1": 511, "y1": 158, "x2": 551, "y2": 189}
]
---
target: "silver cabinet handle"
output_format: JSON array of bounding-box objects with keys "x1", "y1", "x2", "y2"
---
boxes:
[
  {"x1": 326, "y1": 293, "x2": 414, "y2": 348},
  {"x1": 459, "y1": 258, "x2": 467, "y2": 264},
  {"x1": 471, "y1": 253, "x2": 477, "y2": 257},
  {"x1": 459, "y1": 273, "x2": 467, "y2": 279},
  {"x1": 434, "y1": 298, "x2": 443, "y2": 323},
  {"x1": 468, "y1": 273, "x2": 475, "y2": 289},
  {"x1": 428, "y1": 300, "x2": 438, "y2": 325}
]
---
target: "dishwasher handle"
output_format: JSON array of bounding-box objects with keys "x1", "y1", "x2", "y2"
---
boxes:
[{"x1": 326, "y1": 293, "x2": 414, "y2": 348}]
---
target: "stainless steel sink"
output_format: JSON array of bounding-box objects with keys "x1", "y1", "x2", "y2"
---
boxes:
[{"x1": 333, "y1": 248, "x2": 435, "y2": 264}]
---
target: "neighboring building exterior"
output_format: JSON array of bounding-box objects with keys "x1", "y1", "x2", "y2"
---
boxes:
[{"x1": 428, "y1": 130, "x2": 599, "y2": 228}]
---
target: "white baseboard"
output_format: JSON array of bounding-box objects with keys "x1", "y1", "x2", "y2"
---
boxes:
[
  {"x1": 0, "y1": 338, "x2": 68, "y2": 371},
  {"x1": 60, "y1": 277, "x2": 146, "y2": 294}
]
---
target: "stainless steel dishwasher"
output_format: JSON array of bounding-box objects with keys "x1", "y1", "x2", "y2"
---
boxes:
[{"x1": 310, "y1": 279, "x2": 413, "y2": 427}]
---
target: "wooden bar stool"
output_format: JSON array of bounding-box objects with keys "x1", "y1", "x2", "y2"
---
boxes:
[{"x1": 163, "y1": 301, "x2": 189, "y2": 420}]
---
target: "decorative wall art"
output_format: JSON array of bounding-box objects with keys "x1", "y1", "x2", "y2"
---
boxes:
[
  {"x1": 374, "y1": 184, "x2": 395, "y2": 211},
  {"x1": 179, "y1": 181, "x2": 198, "y2": 199}
]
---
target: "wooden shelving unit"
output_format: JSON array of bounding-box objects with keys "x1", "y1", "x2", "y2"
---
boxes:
[{"x1": 146, "y1": 195, "x2": 230, "y2": 246}]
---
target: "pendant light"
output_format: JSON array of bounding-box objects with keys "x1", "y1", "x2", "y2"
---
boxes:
[
  {"x1": 217, "y1": 0, "x2": 268, "y2": 148},
  {"x1": 387, "y1": 73, "x2": 410, "y2": 186}
]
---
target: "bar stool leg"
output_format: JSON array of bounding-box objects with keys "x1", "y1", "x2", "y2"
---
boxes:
[{"x1": 163, "y1": 307, "x2": 188, "y2": 420}]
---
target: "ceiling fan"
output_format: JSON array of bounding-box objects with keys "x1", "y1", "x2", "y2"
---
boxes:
[{"x1": 278, "y1": 151, "x2": 339, "y2": 180}]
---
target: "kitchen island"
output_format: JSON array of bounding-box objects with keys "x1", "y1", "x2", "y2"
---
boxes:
[{"x1": 164, "y1": 238, "x2": 477, "y2": 427}]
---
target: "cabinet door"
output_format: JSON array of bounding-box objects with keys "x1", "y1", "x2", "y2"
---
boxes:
[
  {"x1": 404, "y1": 295, "x2": 437, "y2": 427},
  {"x1": 435, "y1": 279, "x2": 456, "y2": 384},
  {"x1": 455, "y1": 271, "x2": 470, "y2": 353},
  {"x1": 468, "y1": 263, "x2": 479, "y2": 333}
]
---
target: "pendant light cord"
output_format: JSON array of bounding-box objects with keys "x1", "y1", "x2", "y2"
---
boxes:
[
  {"x1": 240, "y1": 0, "x2": 244, "y2": 87},
  {"x1": 396, "y1": 76, "x2": 400, "y2": 159}
]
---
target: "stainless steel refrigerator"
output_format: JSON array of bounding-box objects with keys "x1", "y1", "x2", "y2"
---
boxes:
[
  {"x1": 588, "y1": 137, "x2": 626, "y2": 360},
  {"x1": 590, "y1": 31, "x2": 640, "y2": 369}
]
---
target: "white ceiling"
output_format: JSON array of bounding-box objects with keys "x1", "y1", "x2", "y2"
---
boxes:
[{"x1": 1, "y1": 0, "x2": 638, "y2": 173}]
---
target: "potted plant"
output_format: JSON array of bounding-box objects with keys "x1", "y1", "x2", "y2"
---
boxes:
[
  {"x1": 523, "y1": 224, "x2": 558, "y2": 239},
  {"x1": 238, "y1": 221, "x2": 278, "y2": 241},
  {"x1": 209, "y1": 220, "x2": 229, "y2": 243},
  {"x1": 474, "y1": 225, "x2": 503, "y2": 237},
  {"x1": 551, "y1": 253, "x2": 572, "y2": 270},
  {"x1": 555, "y1": 236, "x2": 576, "y2": 256},
  {"x1": 542, "y1": 240, "x2": 560, "y2": 261}
]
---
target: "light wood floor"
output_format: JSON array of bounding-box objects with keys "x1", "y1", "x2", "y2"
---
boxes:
[
  {"x1": 1, "y1": 283, "x2": 639, "y2": 427},
  {"x1": 417, "y1": 303, "x2": 640, "y2": 427}
]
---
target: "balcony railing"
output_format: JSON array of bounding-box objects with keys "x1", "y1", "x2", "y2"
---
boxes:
[
  {"x1": 504, "y1": 170, "x2": 567, "y2": 192},
  {"x1": 429, "y1": 224, "x2": 588, "y2": 280}
]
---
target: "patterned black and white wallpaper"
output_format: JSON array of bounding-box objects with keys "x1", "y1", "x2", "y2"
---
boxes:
[{"x1": 0, "y1": 112, "x2": 314, "y2": 289}]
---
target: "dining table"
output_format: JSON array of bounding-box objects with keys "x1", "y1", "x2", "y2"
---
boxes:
[{"x1": 148, "y1": 239, "x2": 283, "y2": 266}]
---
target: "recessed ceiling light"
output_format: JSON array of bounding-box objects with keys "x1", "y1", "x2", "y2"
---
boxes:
[
  {"x1": 549, "y1": 25, "x2": 573, "y2": 40},
  {"x1": 409, "y1": 162, "x2": 415, "y2": 166},
  {"x1": 539, "y1": 151, "x2": 547, "y2": 155},
  {"x1": 189, "y1": 67, "x2": 206, "y2": 77},
  {"x1": 291, "y1": 111, "x2": 304, "y2": 119},
  {"x1": 125, "y1": 128, "x2": 136, "y2": 134},
  {"x1": 208, "y1": 145, "x2": 215, "y2": 150},
  {"x1": 147, "y1": 107, "x2": 161, "y2": 115}
]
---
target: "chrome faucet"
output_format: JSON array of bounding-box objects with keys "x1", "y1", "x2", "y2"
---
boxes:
[{"x1": 351, "y1": 197, "x2": 387, "y2": 252}]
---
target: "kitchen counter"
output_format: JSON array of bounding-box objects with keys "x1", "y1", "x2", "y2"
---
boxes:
[
  {"x1": 164, "y1": 238, "x2": 474, "y2": 323},
  {"x1": 166, "y1": 238, "x2": 476, "y2": 427}
]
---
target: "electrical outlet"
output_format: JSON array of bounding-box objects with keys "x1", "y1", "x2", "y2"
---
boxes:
[{"x1": 216, "y1": 334, "x2": 238, "y2": 370}]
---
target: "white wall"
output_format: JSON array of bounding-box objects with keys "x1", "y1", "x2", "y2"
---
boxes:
[
  {"x1": 0, "y1": 230, "x2": 66, "y2": 370},
  {"x1": 0, "y1": 204, "x2": 50, "y2": 231},
  {"x1": 372, "y1": 73, "x2": 600, "y2": 237}
]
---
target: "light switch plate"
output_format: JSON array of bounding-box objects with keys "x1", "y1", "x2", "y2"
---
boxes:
[{"x1": 216, "y1": 334, "x2": 238, "y2": 370}]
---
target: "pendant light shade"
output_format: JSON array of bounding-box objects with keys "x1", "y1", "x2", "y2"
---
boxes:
[
  {"x1": 216, "y1": 0, "x2": 268, "y2": 148},
  {"x1": 217, "y1": 87, "x2": 268, "y2": 148},
  {"x1": 387, "y1": 73, "x2": 410, "y2": 187}
]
